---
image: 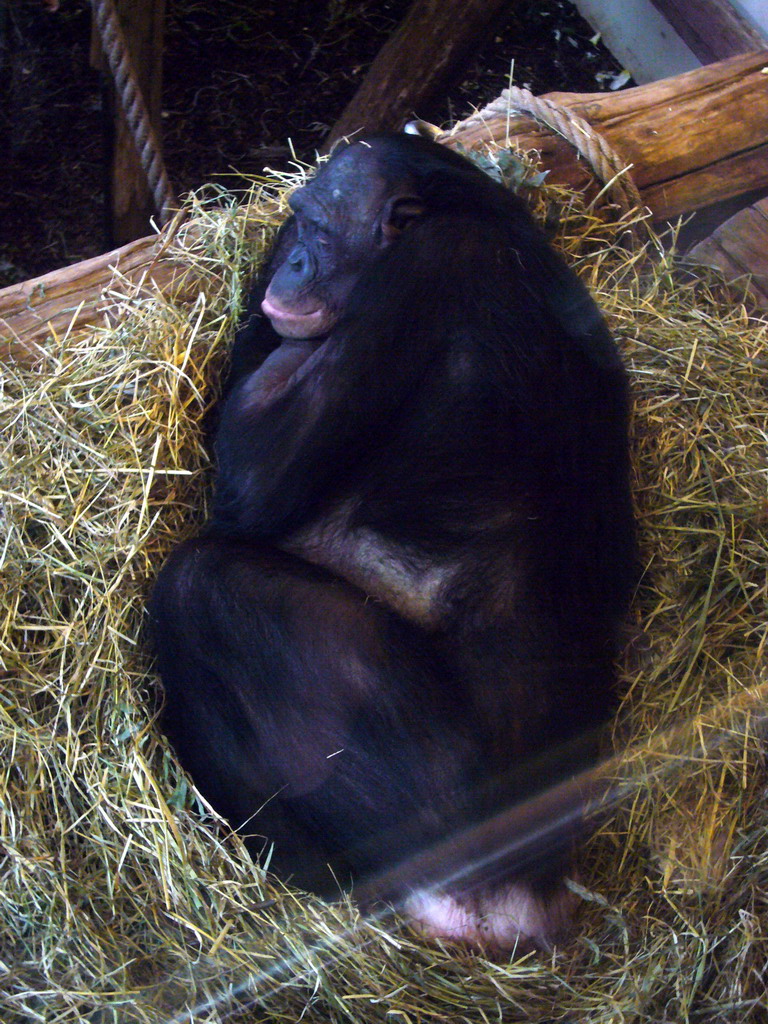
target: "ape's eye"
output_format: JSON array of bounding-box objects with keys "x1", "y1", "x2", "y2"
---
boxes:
[{"x1": 300, "y1": 218, "x2": 331, "y2": 248}]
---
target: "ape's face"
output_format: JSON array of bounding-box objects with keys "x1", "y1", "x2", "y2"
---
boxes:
[{"x1": 261, "y1": 144, "x2": 423, "y2": 339}]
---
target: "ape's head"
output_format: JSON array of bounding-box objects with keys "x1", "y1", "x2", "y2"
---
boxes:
[{"x1": 261, "y1": 138, "x2": 429, "y2": 339}]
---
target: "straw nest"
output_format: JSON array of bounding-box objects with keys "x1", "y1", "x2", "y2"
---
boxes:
[{"x1": 1, "y1": 153, "x2": 767, "y2": 1023}]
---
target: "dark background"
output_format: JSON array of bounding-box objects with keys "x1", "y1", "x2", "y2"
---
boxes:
[{"x1": 0, "y1": 0, "x2": 629, "y2": 287}]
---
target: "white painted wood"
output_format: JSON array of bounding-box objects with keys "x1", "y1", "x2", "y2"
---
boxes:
[
  {"x1": 573, "y1": 0, "x2": 702, "y2": 83},
  {"x1": 573, "y1": 0, "x2": 767, "y2": 86}
]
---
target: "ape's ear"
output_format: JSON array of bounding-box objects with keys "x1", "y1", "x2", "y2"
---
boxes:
[
  {"x1": 381, "y1": 196, "x2": 425, "y2": 242},
  {"x1": 403, "y1": 120, "x2": 441, "y2": 140}
]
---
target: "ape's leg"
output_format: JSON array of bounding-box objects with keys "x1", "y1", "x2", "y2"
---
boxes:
[{"x1": 150, "y1": 535, "x2": 475, "y2": 894}]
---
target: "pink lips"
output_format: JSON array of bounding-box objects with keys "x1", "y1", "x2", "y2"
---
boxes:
[{"x1": 261, "y1": 293, "x2": 327, "y2": 338}]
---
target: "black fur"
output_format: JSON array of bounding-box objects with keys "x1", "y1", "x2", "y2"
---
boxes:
[{"x1": 151, "y1": 133, "x2": 635, "y2": 909}]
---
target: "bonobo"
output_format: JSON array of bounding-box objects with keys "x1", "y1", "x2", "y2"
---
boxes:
[{"x1": 151, "y1": 132, "x2": 635, "y2": 952}]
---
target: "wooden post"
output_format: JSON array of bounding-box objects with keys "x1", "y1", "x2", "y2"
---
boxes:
[
  {"x1": 325, "y1": 0, "x2": 512, "y2": 149},
  {"x1": 92, "y1": 0, "x2": 166, "y2": 246}
]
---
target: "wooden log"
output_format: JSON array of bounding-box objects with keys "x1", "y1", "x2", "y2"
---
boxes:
[
  {"x1": 325, "y1": 0, "x2": 511, "y2": 149},
  {"x1": 446, "y1": 50, "x2": 768, "y2": 221},
  {"x1": 688, "y1": 197, "x2": 768, "y2": 308},
  {"x1": 0, "y1": 230, "x2": 199, "y2": 367},
  {"x1": 3, "y1": 51, "x2": 768, "y2": 363}
]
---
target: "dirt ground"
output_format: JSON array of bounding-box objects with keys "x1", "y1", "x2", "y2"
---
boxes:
[{"x1": 0, "y1": 0, "x2": 630, "y2": 286}]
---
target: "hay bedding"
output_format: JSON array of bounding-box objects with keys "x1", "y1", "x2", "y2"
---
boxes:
[{"x1": 1, "y1": 161, "x2": 767, "y2": 1023}]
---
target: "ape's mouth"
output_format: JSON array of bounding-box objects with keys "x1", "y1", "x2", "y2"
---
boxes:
[{"x1": 262, "y1": 292, "x2": 330, "y2": 339}]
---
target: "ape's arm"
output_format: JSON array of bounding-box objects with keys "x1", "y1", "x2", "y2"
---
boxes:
[
  {"x1": 222, "y1": 221, "x2": 305, "y2": 398},
  {"x1": 223, "y1": 282, "x2": 278, "y2": 396}
]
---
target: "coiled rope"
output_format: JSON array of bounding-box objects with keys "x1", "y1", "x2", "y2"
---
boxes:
[
  {"x1": 461, "y1": 86, "x2": 647, "y2": 233},
  {"x1": 91, "y1": 0, "x2": 175, "y2": 224}
]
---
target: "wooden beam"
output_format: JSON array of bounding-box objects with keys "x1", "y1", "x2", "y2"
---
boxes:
[
  {"x1": 0, "y1": 231, "x2": 199, "y2": 366},
  {"x1": 448, "y1": 51, "x2": 768, "y2": 220},
  {"x1": 688, "y1": 197, "x2": 768, "y2": 308},
  {"x1": 325, "y1": 0, "x2": 512, "y2": 149},
  {"x1": 647, "y1": 0, "x2": 764, "y2": 63}
]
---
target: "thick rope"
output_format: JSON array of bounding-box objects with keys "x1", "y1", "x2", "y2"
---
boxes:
[
  {"x1": 91, "y1": 0, "x2": 174, "y2": 224},
  {"x1": 461, "y1": 86, "x2": 646, "y2": 229}
]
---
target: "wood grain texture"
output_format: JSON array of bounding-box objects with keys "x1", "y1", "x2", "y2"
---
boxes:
[
  {"x1": 449, "y1": 51, "x2": 768, "y2": 219},
  {"x1": 325, "y1": 0, "x2": 511, "y2": 148},
  {"x1": 0, "y1": 232, "x2": 200, "y2": 366},
  {"x1": 689, "y1": 197, "x2": 768, "y2": 307},
  {"x1": 648, "y1": 0, "x2": 765, "y2": 63},
  {"x1": 92, "y1": 0, "x2": 168, "y2": 245}
]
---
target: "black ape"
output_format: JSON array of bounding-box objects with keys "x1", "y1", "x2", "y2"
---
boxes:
[{"x1": 151, "y1": 133, "x2": 635, "y2": 951}]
